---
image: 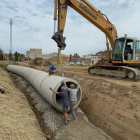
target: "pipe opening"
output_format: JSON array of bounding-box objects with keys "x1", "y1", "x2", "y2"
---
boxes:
[{"x1": 56, "y1": 81, "x2": 82, "y2": 110}]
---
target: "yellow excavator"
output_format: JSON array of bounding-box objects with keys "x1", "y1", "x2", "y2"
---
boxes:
[{"x1": 52, "y1": 0, "x2": 140, "y2": 80}]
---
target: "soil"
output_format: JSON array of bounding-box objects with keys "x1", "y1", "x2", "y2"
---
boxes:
[
  {"x1": 11, "y1": 74, "x2": 113, "y2": 140},
  {"x1": 60, "y1": 66, "x2": 140, "y2": 140},
  {"x1": 1, "y1": 61, "x2": 140, "y2": 140},
  {"x1": 33, "y1": 58, "x2": 52, "y2": 66},
  {"x1": 0, "y1": 61, "x2": 113, "y2": 140},
  {"x1": 0, "y1": 66, "x2": 46, "y2": 140}
]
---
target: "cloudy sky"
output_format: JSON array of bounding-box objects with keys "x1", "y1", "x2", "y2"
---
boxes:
[{"x1": 0, "y1": 0, "x2": 140, "y2": 56}]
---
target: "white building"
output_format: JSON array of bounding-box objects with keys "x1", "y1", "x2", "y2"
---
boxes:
[{"x1": 83, "y1": 54, "x2": 107, "y2": 64}]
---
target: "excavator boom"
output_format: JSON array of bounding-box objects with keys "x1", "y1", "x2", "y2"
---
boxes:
[{"x1": 52, "y1": 0, "x2": 118, "y2": 61}]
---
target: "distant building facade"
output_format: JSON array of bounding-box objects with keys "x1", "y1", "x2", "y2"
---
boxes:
[
  {"x1": 71, "y1": 57, "x2": 91, "y2": 64},
  {"x1": 26, "y1": 49, "x2": 42, "y2": 59},
  {"x1": 83, "y1": 51, "x2": 107, "y2": 64},
  {"x1": 26, "y1": 48, "x2": 107, "y2": 64},
  {"x1": 26, "y1": 49, "x2": 69, "y2": 63}
]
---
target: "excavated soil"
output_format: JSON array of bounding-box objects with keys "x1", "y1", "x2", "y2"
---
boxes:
[
  {"x1": 62, "y1": 67, "x2": 140, "y2": 140},
  {"x1": 33, "y1": 58, "x2": 52, "y2": 66},
  {"x1": 0, "y1": 67, "x2": 47, "y2": 140},
  {"x1": 1, "y1": 61, "x2": 140, "y2": 140}
]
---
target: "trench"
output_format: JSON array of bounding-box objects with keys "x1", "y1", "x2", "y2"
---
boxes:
[
  {"x1": 5, "y1": 64, "x2": 140, "y2": 140},
  {"x1": 10, "y1": 72, "x2": 114, "y2": 140},
  {"x1": 63, "y1": 72, "x2": 140, "y2": 140},
  {"x1": 11, "y1": 74, "x2": 52, "y2": 137}
]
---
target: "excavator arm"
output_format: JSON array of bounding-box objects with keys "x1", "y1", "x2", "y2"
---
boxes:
[{"x1": 52, "y1": 0, "x2": 118, "y2": 61}]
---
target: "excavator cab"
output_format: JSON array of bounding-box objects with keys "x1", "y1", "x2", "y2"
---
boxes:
[{"x1": 112, "y1": 36, "x2": 140, "y2": 65}]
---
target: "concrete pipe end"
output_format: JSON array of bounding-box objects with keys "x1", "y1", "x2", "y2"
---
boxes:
[{"x1": 53, "y1": 79, "x2": 82, "y2": 112}]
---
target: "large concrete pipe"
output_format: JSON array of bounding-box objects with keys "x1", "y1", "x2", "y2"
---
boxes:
[{"x1": 7, "y1": 65, "x2": 82, "y2": 112}]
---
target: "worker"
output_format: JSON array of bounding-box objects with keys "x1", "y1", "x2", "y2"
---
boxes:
[
  {"x1": 124, "y1": 45, "x2": 131, "y2": 60},
  {"x1": 49, "y1": 83, "x2": 69, "y2": 125},
  {"x1": 64, "y1": 81, "x2": 79, "y2": 122},
  {"x1": 48, "y1": 64, "x2": 56, "y2": 76}
]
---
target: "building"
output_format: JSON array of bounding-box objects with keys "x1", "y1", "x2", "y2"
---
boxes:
[
  {"x1": 80, "y1": 57, "x2": 91, "y2": 64},
  {"x1": 0, "y1": 50, "x2": 9, "y2": 60},
  {"x1": 83, "y1": 50, "x2": 108, "y2": 64},
  {"x1": 26, "y1": 49, "x2": 42, "y2": 59},
  {"x1": 71, "y1": 57, "x2": 91, "y2": 64},
  {"x1": 26, "y1": 49, "x2": 70, "y2": 63}
]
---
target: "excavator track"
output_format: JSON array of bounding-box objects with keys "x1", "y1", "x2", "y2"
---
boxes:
[{"x1": 88, "y1": 65, "x2": 140, "y2": 80}]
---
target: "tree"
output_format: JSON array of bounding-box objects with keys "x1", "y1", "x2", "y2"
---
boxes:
[
  {"x1": 0, "y1": 49, "x2": 2, "y2": 60},
  {"x1": 1, "y1": 54, "x2": 3, "y2": 60},
  {"x1": 19, "y1": 54, "x2": 21, "y2": 61},
  {"x1": 70, "y1": 54, "x2": 72, "y2": 62},
  {"x1": 73, "y1": 53, "x2": 80, "y2": 58},
  {"x1": 9, "y1": 51, "x2": 12, "y2": 61},
  {"x1": 14, "y1": 51, "x2": 18, "y2": 61},
  {"x1": 17, "y1": 53, "x2": 20, "y2": 61},
  {"x1": 20, "y1": 54, "x2": 25, "y2": 61},
  {"x1": 0, "y1": 49, "x2": 3, "y2": 60}
]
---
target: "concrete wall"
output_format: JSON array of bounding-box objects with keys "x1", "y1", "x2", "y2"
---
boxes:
[
  {"x1": 29, "y1": 49, "x2": 42, "y2": 54},
  {"x1": 26, "y1": 49, "x2": 42, "y2": 59}
]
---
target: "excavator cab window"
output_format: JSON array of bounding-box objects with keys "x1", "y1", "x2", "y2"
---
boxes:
[
  {"x1": 135, "y1": 41, "x2": 140, "y2": 60},
  {"x1": 112, "y1": 39, "x2": 125, "y2": 61},
  {"x1": 124, "y1": 39, "x2": 133, "y2": 61}
]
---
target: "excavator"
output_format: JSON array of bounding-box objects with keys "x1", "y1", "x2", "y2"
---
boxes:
[{"x1": 52, "y1": 0, "x2": 140, "y2": 80}]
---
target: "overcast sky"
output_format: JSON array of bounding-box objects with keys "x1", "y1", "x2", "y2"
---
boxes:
[{"x1": 0, "y1": 0, "x2": 140, "y2": 56}]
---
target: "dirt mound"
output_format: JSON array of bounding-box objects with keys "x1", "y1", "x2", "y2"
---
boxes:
[
  {"x1": 33, "y1": 57, "x2": 52, "y2": 66},
  {"x1": 95, "y1": 58, "x2": 111, "y2": 66},
  {"x1": 0, "y1": 67, "x2": 46, "y2": 140}
]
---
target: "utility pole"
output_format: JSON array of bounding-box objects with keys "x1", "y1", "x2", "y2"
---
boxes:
[
  {"x1": 10, "y1": 18, "x2": 12, "y2": 53},
  {"x1": 9, "y1": 18, "x2": 12, "y2": 61}
]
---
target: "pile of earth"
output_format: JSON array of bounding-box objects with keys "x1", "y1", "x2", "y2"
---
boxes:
[
  {"x1": 33, "y1": 58, "x2": 52, "y2": 66},
  {"x1": 95, "y1": 58, "x2": 112, "y2": 66}
]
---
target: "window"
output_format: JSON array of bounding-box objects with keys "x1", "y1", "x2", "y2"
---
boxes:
[
  {"x1": 127, "y1": 42, "x2": 133, "y2": 50},
  {"x1": 125, "y1": 39, "x2": 133, "y2": 60},
  {"x1": 112, "y1": 39, "x2": 125, "y2": 61},
  {"x1": 135, "y1": 41, "x2": 140, "y2": 60}
]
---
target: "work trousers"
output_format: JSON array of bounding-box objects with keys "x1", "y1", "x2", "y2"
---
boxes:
[{"x1": 70, "y1": 101, "x2": 77, "y2": 121}]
